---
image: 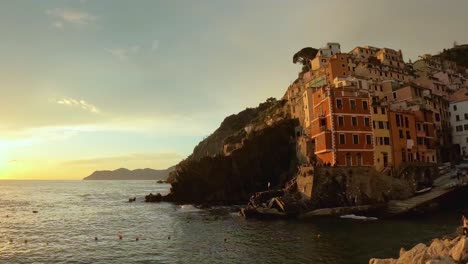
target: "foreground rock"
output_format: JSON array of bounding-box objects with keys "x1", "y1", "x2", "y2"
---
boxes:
[{"x1": 369, "y1": 235, "x2": 468, "y2": 264}]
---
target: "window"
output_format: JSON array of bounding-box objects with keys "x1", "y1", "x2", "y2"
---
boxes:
[
  {"x1": 465, "y1": 113, "x2": 468, "y2": 119},
  {"x1": 363, "y1": 101, "x2": 368, "y2": 110},
  {"x1": 373, "y1": 107, "x2": 378, "y2": 114},
  {"x1": 373, "y1": 121, "x2": 376, "y2": 129},
  {"x1": 399, "y1": 130, "x2": 404, "y2": 138},
  {"x1": 352, "y1": 116, "x2": 357, "y2": 126},
  {"x1": 417, "y1": 137, "x2": 423, "y2": 145},
  {"x1": 417, "y1": 123, "x2": 422, "y2": 131},
  {"x1": 364, "y1": 117, "x2": 370, "y2": 126},
  {"x1": 405, "y1": 117, "x2": 409, "y2": 128},
  {"x1": 406, "y1": 131, "x2": 411, "y2": 139},
  {"x1": 464, "y1": 124, "x2": 468, "y2": 131},
  {"x1": 380, "y1": 85, "x2": 383, "y2": 92},
  {"x1": 384, "y1": 137, "x2": 390, "y2": 145},
  {"x1": 366, "y1": 135, "x2": 372, "y2": 144},
  {"x1": 350, "y1": 100, "x2": 356, "y2": 110},
  {"x1": 381, "y1": 107, "x2": 386, "y2": 114},
  {"x1": 456, "y1": 125, "x2": 463, "y2": 132},
  {"x1": 435, "y1": 113, "x2": 440, "y2": 122},
  {"x1": 392, "y1": 92, "x2": 397, "y2": 99},
  {"x1": 396, "y1": 114, "x2": 401, "y2": 127},
  {"x1": 338, "y1": 116, "x2": 344, "y2": 126},
  {"x1": 454, "y1": 105, "x2": 457, "y2": 111},
  {"x1": 456, "y1": 115, "x2": 460, "y2": 121},
  {"x1": 377, "y1": 121, "x2": 383, "y2": 129},
  {"x1": 402, "y1": 150, "x2": 406, "y2": 162},
  {"x1": 466, "y1": 137, "x2": 468, "y2": 143},
  {"x1": 353, "y1": 134, "x2": 359, "y2": 144},
  {"x1": 336, "y1": 99, "x2": 343, "y2": 109},
  {"x1": 339, "y1": 134, "x2": 345, "y2": 144}
]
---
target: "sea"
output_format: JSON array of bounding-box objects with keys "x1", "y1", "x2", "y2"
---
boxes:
[{"x1": 0, "y1": 180, "x2": 460, "y2": 264}]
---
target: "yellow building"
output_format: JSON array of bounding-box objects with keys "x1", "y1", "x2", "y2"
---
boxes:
[{"x1": 371, "y1": 102, "x2": 392, "y2": 171}]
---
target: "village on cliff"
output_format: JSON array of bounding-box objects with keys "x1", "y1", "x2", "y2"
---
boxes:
[{"x1": 281, "y1": 43, "x2": 468, "y2": 203}]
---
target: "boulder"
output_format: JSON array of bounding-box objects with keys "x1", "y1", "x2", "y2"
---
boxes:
[
  {"x1": 369, "y1": 258, "x2": 397, "y2": 264},
  {"x1": 397, "y1": 243, "x2": 430, "y2": 264},
  {"x1": 426, "y1": 239, "x2": 451, "y2": 257},
  {"x1": 424, "y1": 256, "x2": 457, "y2": 264},
  {"x1": 449, "y1": 237, "x2": 468, "y2": 262},
  {"x1": 145, "y1": 193, "x2": 163, "y2": 202}
]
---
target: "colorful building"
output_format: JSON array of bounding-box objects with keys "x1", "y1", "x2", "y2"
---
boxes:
[{"x1": 309, "y1": 84, "x2": 373, "y2": 166}]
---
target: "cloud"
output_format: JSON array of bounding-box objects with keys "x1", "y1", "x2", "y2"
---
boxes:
[
  {"x1": 53, "y1": 21, "x2": 64, "y2": 29},
  {"x1": 46, "y1": 8, "x2": 96, "y2": 28},
  {"x1": 55, "y1": 97, "x2": 100, "y2": 113},
  {"x1": 105, "y1": 45, "x2": 140, "y2": 60}
]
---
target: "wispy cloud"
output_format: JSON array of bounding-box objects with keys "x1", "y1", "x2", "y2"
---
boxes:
[
  {"x1": 105, "y1": 45, "x2": 140, "y2": 60},
  {"x1": 46, "y1": 8, "x2": 96, "y2": 28},
  {"x1": 55, "y1": 97, "x2": 100, "y2": 113}
]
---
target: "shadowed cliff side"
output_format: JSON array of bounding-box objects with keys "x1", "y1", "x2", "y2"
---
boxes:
[
  {"x1": 164, "y1": 119, "x2": 298, "y2": 204},
  {"x1": 186, "y1": 97, "x2": 284, "y2": 162},
  {"x1": 156, "y1": 98, "x2": 299, "y2": 204}
]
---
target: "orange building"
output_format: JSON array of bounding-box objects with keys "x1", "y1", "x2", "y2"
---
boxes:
[
  {"x1": 325, "y1": 53, "x2": 352, "y2": 84},
  {"x1": 309, "y1": 85, "x2": 374, "y2": 166},
  {"x1": 388, "y1": 111, "x2": 417, "y2": 167}
]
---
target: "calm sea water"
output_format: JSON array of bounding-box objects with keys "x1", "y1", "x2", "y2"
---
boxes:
[{"x1": 0, "y1": 180, "x2": 460, "y2": 264}]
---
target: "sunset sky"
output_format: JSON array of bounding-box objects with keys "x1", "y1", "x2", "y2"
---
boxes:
[{"x1": 1, "y1": 0, "x2": 468, "y2": 179}]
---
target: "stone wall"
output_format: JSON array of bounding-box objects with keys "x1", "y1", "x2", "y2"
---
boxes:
[{"x1": 296, "y1": 166, "x2": 314, "y2": 199}]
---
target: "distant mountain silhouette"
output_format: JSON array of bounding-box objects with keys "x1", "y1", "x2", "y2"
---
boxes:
[{"x1": 83, "y1": 166, "x2": 175, "y2": 180}]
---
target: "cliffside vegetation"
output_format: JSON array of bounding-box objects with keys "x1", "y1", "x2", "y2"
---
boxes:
[
  {"x1": 440, "y1": 44, "x2": 468, "y2": 68},
  {"x1": 186, "y1": 98, "x2": 286, "y2": 162}
]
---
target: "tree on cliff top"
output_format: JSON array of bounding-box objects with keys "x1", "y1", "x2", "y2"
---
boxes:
[{"x1": 293, "y1": 47, "x2": 318, "y2": 73}]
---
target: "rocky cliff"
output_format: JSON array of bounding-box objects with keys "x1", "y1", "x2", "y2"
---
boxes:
[
  {"x1": 160, "y1": 98, "x2": 299, "y2": 204},
  {"x1": 84, "y1": 167, "x2": 174, "y2": 180}
]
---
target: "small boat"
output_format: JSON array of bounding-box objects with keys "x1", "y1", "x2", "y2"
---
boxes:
[
  {"x1": 340, "y1": 214, "x2": 378, "y2": 221},
  {"x1": 415, "y1": 187, "x2": 432, "y2": 195}
]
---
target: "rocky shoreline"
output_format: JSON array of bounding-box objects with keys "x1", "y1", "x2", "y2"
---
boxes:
[{"x1": 370, "y1": 230, "x2": 468, "y2": 264}]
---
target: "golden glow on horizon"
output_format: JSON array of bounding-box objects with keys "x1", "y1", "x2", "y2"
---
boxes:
[{"x1": 0, "y1": 147, "x2": 9, "y2": 177}]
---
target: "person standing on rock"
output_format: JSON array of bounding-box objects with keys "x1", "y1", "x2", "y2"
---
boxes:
[{"x1": 463, "y1": 214, "x2": 468, "y2": 236}]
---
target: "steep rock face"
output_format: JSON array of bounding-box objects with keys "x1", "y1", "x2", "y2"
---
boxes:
[
  {"x1": 187, "y1": 98, "x2": 287, "y2": 161},
  {"x1": 165, "y1": 118, "x2": 299, "y2": 204}
]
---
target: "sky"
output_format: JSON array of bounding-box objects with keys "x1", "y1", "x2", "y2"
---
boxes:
[{"x1": 1, "y1": 0, "x2": 468, "y2": 180}]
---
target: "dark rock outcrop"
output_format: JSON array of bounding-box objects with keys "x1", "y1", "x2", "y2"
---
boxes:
[
  {"x1": 149, "y1": 98, "x2": 299, "y2": 205},
  {"x1": 161, "y1": 118, "x2": 298, "y2": 204},
  {"x1": 83, "y1": 167, "x2": 175, "y2": 181}
]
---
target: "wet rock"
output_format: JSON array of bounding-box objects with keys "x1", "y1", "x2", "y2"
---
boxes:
[
  {"x1": 369, "y1": 258, "x2": 397, "y2": 264},
  {"x1": 449, "y1": 237, "x2": 468, "y2": 262},
  {"x1": 145, "y1": 193, "x2": 163, "y2": 203}
]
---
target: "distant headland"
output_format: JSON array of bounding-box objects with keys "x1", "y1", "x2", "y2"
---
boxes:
[{"x1": 83, "y1": 167, "x2": 175, "y2": 181}]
